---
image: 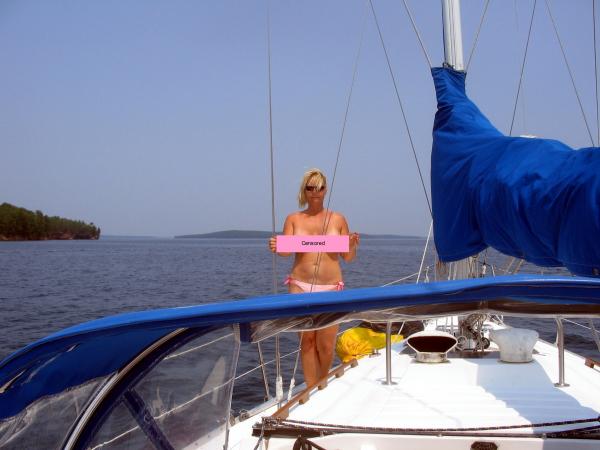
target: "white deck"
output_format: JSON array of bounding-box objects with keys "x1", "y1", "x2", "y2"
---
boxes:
[
  {"x1": 228, "y1": 333, "x2": 600, "y2": 450},
  {"x1": 288, "y1": 341, "x2": 599, "y2": 429}
]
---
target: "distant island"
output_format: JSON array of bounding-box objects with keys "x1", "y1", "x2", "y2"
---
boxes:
[
  {"x1": 175, "y1": 230, "x2": 423, "y2": 239},
  {"x1": 0, "y1": 203, "x2": 100, "y2": 241},
  {"x1": 176, "y1": 230, "x2": 275, "y2": 239}
]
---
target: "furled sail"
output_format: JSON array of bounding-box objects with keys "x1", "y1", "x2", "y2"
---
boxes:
[{"x1": 431, "y1": 67, "x2": 600, "y2": 277}]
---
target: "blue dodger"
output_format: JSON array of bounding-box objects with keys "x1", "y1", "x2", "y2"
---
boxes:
[{"x1": 1, "y1": 274, "x2": 600, "y2": 421}]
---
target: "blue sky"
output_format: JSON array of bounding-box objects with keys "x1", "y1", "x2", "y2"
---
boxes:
[{"x1": 1, "y1": 1, "x2": 597, "y2": 236}]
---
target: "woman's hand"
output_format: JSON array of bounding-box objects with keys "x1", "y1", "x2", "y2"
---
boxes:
[
  {"x1": 269, "y1": 230, "x2": 292, "y2": 257},
  {"x1": 341, "y1": 232, "x2": 359, "y2": 262},
  {"x1": 349, "y1": 232, "x2": 360, "y2": 250}
]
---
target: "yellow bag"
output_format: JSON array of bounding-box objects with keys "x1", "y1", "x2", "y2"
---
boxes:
[{"x1": 336, "y1": 327, "x2": 403, "y2": 363}]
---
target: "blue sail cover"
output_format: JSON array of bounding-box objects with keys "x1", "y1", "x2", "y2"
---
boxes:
[{"x1": 431, "y1": 67, "x2": 600, "y2": 276}]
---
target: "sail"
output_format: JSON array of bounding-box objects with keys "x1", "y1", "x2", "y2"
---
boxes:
[{"x1": 431, "y1": 67, "x2": 600, "y2": 277}]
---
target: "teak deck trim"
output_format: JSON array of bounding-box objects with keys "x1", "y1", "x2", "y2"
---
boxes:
[
  {"x1": 585, "y1": 357, "x2": 600, "y2": 369},
  {"x1": 272, "y1": 358, "x2": 359, "y2": 420}
]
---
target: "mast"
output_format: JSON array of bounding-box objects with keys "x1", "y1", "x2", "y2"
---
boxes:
[{"x1": 441, "y1": 0, "x2": 465, "y2": 71}]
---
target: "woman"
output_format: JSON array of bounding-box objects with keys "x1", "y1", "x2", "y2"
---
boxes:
[{"x1": 269, "y1": 168, "x2": 359, "y2": 387}]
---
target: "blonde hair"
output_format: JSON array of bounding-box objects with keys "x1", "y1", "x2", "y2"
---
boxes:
[{"x1": 298, "y1": 168, "x2": 327, "y2": 207}]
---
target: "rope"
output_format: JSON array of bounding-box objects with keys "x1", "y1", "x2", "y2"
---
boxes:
[
  {"x1": 544, "y1": 0, "x2": 595, "y2": 146},
  {"x1": 466, "y1": 0, "x2": 491, "y2": 72},
  {"x1": 509, "y1": 0, "x2": 537, "y2": 136},
  {"x1": 589, "y1": 319, "x2": 600, "y2": 353},
  {"x1": 368, "y1": 0, "x2": 432, "y2": 217},
  {"x1": 268, "y1": 415, "x2": 600, "y2": 434},
  {"x1": 293, "y1": 436, "x2": 328, "y2": 450},
  {"x1": 511, "y1": 258, "x2": 524, "y2": 274},
  {"x1": 287, "y1": 340, "x2": 302, "y2": 401},
  {"x1": 594, "y1": 0, "x2": 600, "y2": 146},
  {"x1": 256, "y1": 341, "x2": 271, "y2": 399},
  {"x1": 504, "y1": 256, "x2": 517, "y2": 274},
  {"x1": 416, "y1": 221, "x2": 432, "y2": 283},
  {"x1": 252, "y1": 420, "x2": 266, "y2": 450},
  {"x1": 381, "y1": 271, "x2": 420, "y2": 287},
  {"x1": 563, "y1": 318, "x2": 594, "y2": 331},
  {"x1": 400, "y1": 0, "x2": 432, "y2": 68}
]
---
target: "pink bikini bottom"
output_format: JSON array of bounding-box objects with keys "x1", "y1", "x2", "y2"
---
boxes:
[{"x1": 284, "y1": 276, "x2": 344, "y2": 293}]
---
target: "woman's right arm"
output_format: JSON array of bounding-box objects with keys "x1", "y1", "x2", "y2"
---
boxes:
[{"x1": 269, "y1": 214, "x2": 293, "y2": 257}]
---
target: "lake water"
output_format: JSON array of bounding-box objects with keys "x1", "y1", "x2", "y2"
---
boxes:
[{"x1": 0, "y1": 237, "x2": 598, "y2": 412}]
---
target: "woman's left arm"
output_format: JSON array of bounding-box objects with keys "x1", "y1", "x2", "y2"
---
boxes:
[{"x1": 340, "y1": 216, "x2": 359, "y2": 262}]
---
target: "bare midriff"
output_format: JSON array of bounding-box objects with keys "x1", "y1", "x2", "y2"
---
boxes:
[{"x1": 289, "y1": 225, "x2": 343, "y2": 285}]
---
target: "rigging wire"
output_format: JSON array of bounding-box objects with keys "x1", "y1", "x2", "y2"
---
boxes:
[
  {"x1": 397, "y1": 0, "x2": 440, "y2": 280},
  {"x1": 563, "y1": 319, "x2": 600, "y2": 353},
  {"x1": 306, "y1": 0, "x2": 368, "y2": 294},
  {"x1": 509, "y1": 0, "x2": 537, "y2": 136},
  {"x1": 544, "y1": 0, "x2": 595, "y2": 146},
  {"x1": 394, "y1": 0, "x2": 441, "y2": 282},
  {"x1": 320, "y1": 0, "x2": 369, "y2": 238},
  {"x1": 589, "y1": 319, "x2": 600, "y2": 353},
  {"x1": 593, "y1": 0, "x2": 600, "y2": 146},
  {"x1": 266, "y1": 0, "x2": 283, "y2": 403},
  {"x1": 513, "y1": 1, "x2": 528, "y2": 134},
  {"x1": 368, "y1": 0, "x2": 432, "y2": 217},
  {"x1": 400, "y1": 0, "x2": 433, "y2": 68},
  {"x1": 466, "y1": 0, "x2": 491, "y2": 72},
  {"x1": 267, "y1": 1, "x2": 277, "y2": 296}
]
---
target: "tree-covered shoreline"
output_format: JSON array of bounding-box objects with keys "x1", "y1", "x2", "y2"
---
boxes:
[{"x1": 0, "y1": 203, "x2": 100, "y2": 241}]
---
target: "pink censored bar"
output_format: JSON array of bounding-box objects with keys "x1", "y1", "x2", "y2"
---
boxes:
[{"x1": 276, "y1": 235, "x2": 349, "y2": 253}]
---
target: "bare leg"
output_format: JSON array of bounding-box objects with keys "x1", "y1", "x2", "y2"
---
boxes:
[
  {"x1": 288, "y1": 283, "x2": 320, "y2": 387},
  {"x1": 299, "y1": 331, "x2": 320, "y2": 387},
  {"x1": 315, "y1": 324, "x2": 339, "y2": 378}
]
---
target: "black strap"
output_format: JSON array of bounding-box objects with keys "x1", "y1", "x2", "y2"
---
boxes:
[{"x1": 123, "y1": 389, "x2": 174, "y2": 450}]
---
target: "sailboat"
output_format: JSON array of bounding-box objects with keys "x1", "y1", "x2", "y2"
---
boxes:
[{"x1": 1, "y1": 1, "x2": 599, "y2": 449}]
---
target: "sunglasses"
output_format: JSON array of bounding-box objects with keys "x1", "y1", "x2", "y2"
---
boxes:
[{"x1": 305, "y1": 185, "x2": 325, "y2": 192}]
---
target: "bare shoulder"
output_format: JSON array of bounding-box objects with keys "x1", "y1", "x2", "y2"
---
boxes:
[
  {"x1": 328, "y1": 210, "x2": 349, "y2": 229},
  {"x1": 286, "y1": 212, "x2": 302, "y2": 223},
  {"x1": 328, "y1": 210, "x2": 347, "y2": 222},
  {"x1": 282, "y1": 212, "x2": 300, "y2": 234}
]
